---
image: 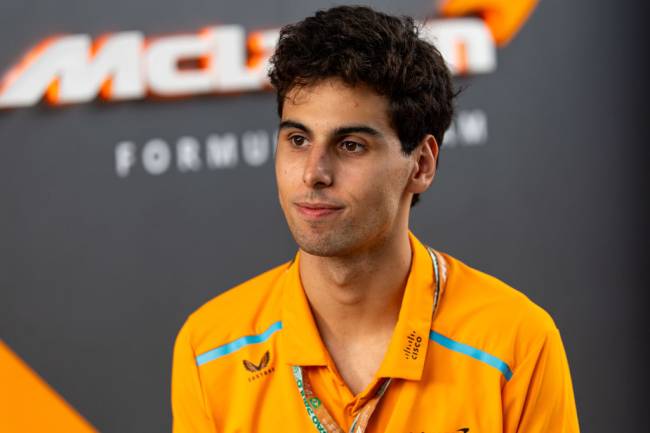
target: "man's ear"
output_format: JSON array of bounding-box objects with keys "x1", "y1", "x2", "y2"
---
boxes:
[{"x1": 406, "y1": 134, "x2": 438, "y2": 195}]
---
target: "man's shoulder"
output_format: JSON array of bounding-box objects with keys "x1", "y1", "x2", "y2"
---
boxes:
[
  {"x1": 178, "y1": 260, "x2": 292, "y2": 356},
  {"x1": 442, "y1": 252, "x2": 555, "y2": 328},
  {"x1": 436, "y1": 253, "x2": 559, "y2": 371}
]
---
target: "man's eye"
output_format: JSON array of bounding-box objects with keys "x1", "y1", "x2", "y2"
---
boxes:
[
  {"x1": 289, "y1": 136, "x2": 307, "y2": 147},
  {"x1": 340, "y1": 141, "x2": 365, "y2": 153}
]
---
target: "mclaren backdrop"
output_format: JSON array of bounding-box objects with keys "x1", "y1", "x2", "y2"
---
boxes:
[{"x1": 0, "y1": 0, "x2": 647, "y2": 432}]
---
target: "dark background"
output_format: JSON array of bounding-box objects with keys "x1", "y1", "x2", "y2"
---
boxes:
[{"x1": 0, "y1": 0, "x2": 647, "y2": 431}]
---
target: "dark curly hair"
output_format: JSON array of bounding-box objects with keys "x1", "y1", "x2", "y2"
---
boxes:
[{"x1": 268, "y1": 5, "x2": 456, "y2": 205}]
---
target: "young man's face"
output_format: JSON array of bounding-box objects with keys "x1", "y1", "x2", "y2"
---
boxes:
[{"x1": 275, "y1": 78, "x2": 420, "y2": 257}]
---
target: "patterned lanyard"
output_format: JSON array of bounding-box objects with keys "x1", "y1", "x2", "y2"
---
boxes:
[{"x1": 292, "y1": 247, "x2": 442, "y2": 433}]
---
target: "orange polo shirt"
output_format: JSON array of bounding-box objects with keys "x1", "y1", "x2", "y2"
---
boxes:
[{"x1": 172, "y1": 233, "x2": 580, "y2": 433}]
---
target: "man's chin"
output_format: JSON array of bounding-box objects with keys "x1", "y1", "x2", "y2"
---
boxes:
[
  {"x1": 296, "y1": 239, "x2": 343, "y2": 257},
  {"x1": 291, "y1": 231, "x2": 353, "y2": 258}
]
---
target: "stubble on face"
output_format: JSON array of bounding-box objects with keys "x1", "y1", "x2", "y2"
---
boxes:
[{"x1": 287, "y1": 193, "x2": 392, "y2": 258}]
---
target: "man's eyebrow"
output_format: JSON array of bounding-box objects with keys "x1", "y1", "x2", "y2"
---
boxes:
[
  {"x1": 279, "y1": 120, "x2": 312, "y2": 134},
  {"x1": 333, "y1": 125, "x2": 383, "y2": 138},
  {"x1": 278, "y1": 121, "x2": 384, "y2": 139}
]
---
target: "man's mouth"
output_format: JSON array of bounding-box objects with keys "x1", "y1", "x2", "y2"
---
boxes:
[{"x1": 294, "y1": 202, "x2": 344, "y2": 218}]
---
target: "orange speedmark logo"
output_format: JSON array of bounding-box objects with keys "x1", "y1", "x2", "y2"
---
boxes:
[
  {"x1": 439, "y1": 0, "x2": 539, "y2": 45},
  {"x1": 0, "y1": 340, "x2": 98, "y2": 433}
]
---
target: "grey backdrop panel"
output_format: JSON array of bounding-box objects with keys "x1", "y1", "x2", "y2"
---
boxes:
[{"x1": 0, "y1": 0, "x2": 647, "y2": 432}]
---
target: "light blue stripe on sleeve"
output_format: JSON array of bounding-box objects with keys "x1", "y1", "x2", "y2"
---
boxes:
[
  {"x1": 196, "y1": 321, "x2": 283, "y2": 366},
  {"x1": 430, "y1": 330, "x2": 513, "y2": 380}
]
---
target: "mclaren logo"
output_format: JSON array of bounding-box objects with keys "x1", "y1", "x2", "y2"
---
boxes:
[{"x1": 0, "y1": 0, "x2": 537, "y2": 109}]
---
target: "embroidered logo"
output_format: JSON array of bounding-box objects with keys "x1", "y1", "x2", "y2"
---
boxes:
[
  {"x1": 243, "y1": 351, "x2": 270, "y2": 372},
  {"x1": 243, "y1": 351, "x2": 275, "y2": 382},
  {"x1": 403, "y1": 330, "x2": 423, "y2": 360}
]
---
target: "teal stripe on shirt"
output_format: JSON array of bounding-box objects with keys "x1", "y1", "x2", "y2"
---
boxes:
[
  {"x1": 430, "y1": 330, "x2": 513, "y2": 380},
  {"x1": 196, "y1": 321, "x2": 283, "y2": 366}
]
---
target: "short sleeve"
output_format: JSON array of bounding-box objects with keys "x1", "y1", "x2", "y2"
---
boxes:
[
  {"x1": 502, "y1": 324, "x2": 580, "y2": 433},
  {"x1": 171, "y1": 319, "x2": 217, "y2": 433}
]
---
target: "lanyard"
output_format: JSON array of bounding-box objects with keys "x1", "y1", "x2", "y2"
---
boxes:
[
  {"x1": 292, "y1": 365, "x2": 391, "y2": 433},
  {"x1": 292, "y1": 247, "x2": 442, "y2": 433}
]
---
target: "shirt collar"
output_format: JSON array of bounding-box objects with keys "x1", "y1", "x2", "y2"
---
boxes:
[
  {"x1": 374, "y1": 232, "x2": 440, "y2": 380},
  {"x1": 279, "y1": 251, "x2": 331, "y2": 366},
  {"x1": 279, "y1": 232, "x2": 444, "y2": 381}
]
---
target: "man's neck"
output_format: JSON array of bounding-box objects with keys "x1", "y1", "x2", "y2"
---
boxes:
[
  {"x1": 299, "y1": 230, "x2": 412, "y2": 336},
  {"x1": 298, "y1": 229, "x2": 412, "y2": 393}
]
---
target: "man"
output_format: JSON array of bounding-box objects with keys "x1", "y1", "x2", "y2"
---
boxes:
[{"x1": 172, "y1": 5, "x2": 579, "y2": 433}]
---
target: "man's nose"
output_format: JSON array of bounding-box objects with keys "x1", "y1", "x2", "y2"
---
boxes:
[{"x1": 302, "y1": 144, "x2": 333, "y2": 189}]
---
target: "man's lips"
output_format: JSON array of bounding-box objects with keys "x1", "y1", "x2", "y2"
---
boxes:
[{"x1": 294, "y1": 202, "x2": 344, "y2": 218}]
